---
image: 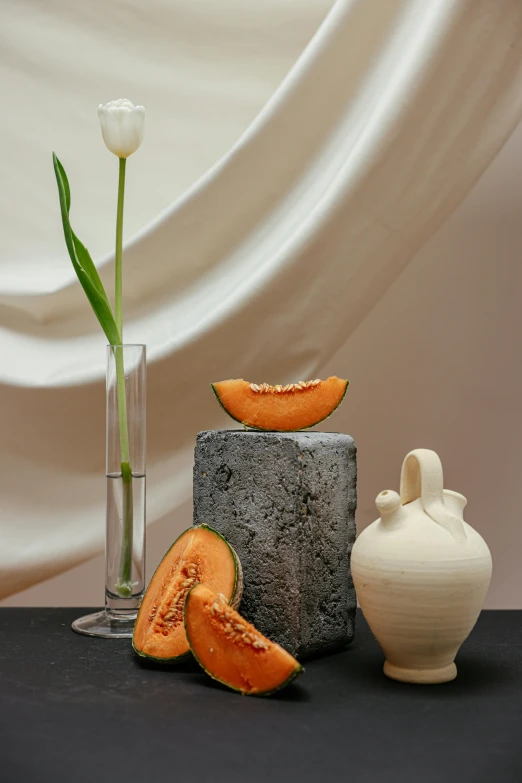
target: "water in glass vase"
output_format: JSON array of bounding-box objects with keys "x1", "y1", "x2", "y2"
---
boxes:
[{"x1": 106, "y1": 472, "x2": 146, "y2": 610}]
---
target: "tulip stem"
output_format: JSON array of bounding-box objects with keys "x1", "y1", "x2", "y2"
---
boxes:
[
  {"x1": 114, "y1": 156, "x2": 134, "y2": 598},
  {"x1": 115, "y1": 157, "x2": 126, "y2": 337}
]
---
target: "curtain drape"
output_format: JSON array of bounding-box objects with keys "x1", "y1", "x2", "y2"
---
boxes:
[{"x1": 1, "y1": 0, "x2": 522, "y2": 598}]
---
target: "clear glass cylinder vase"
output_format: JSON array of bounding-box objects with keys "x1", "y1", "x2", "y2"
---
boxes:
[{"x1": 72, "y1": 344, "x2": 146, "y2": 638}]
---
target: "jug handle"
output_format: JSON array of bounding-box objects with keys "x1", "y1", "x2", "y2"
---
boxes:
[{"x1": 400, "y1": 449, "x2": 466, "y2": 543}]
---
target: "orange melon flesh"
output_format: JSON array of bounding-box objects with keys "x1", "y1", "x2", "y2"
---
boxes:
[
  {"x1": 185, "y1": 584, "x2": 303, "y2": 696},
  {"x1": 211, "y1": 376, "x2": 349, "y2": 431},
  {"x1": 133, "y1": 526, "x2": 242, "y2": 662}
]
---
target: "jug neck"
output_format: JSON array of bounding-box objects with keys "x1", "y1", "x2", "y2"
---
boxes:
[{"x1": 376, "y1": 490, "x2": 405, "y2": 529}]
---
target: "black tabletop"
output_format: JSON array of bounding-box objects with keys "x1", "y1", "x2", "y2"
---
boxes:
[{"x1": 0, "y1": 608, "x2": 520, "y2": 783}]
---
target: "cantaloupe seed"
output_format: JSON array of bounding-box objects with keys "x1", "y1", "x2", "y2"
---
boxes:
[
  {"x1": 205, "y1": 593, "x2": 269, "y2": 649},
  {"x1": 150, "y1": 559, "x2": 200, "y2": 636},
  {"x1": 249, "y1": 379, "x2": 322, "y2": 393}
]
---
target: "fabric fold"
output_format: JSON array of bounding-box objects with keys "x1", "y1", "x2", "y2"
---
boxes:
[{"x1": 1, "y1": 0, "x2": 522, "y2": 597}]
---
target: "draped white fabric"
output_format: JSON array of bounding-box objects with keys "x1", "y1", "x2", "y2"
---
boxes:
[{"x1": 2, "y1": 0, "x2": 522, "y2": 599}]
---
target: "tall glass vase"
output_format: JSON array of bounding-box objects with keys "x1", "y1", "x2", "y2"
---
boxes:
[{"x1": 72, "y1": 345, "x2": 146, "y2": 638}]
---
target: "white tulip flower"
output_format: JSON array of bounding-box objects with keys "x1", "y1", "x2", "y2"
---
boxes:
[{"x1": 97, "y1": 98, "x2": 145, "y2": 158}]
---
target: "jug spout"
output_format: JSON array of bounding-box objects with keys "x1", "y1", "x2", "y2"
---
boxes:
[
  {"x1": 376, "y1": 490, "x2": 405, "y2": 528},
  {"x1": 443, "y1": 490, "x2": 467, "y2": 521}
]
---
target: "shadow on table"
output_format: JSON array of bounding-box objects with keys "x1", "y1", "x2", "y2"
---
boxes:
[
  {"x1": 452, "y1": 654, "x2": 518, "y2": 691},
  {"x1": 352, "y1": 650, "x2": 517, "y2": 694},
  {"x1": 128, "y1": 648, "x2": 310, "y2": 699},
  {"x1": 181, "y1": 671, "x2": 310, "y2": 701},
  {"x1": 131, "y1": 653, "x2": 200, "y2": 674}
]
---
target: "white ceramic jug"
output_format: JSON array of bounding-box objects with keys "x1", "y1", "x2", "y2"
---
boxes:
[{"x1": 352, "y1": 449, "x2": 492, "y2": 683}]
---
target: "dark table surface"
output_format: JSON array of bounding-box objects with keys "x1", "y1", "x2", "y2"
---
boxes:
[{"x1": 0, "y1": 608, "x2": 520, "y2": 783}]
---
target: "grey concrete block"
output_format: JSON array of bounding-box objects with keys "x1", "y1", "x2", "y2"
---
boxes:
[{"x1": 193, "y1": 430, "x2": 357, "y2": 659}]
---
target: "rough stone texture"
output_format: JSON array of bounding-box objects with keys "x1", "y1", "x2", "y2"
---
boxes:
[{"x1": 193, "y1": 430, "x2": 357, "y2": 659}]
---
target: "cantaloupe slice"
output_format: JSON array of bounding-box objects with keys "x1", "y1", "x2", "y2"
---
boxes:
[
  {"x1": 133, "y1": 526, "x2": 243, "y2": 662},
  {"x1": 185, "y1": 584, "x2": 303, "y2": 696},
  {"x1": 211, "y1": 376, "x2": 349, "y2": 431}
]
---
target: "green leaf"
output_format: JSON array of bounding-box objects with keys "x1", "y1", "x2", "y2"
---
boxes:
[
  {"x1": 72, "y1": 230, "x2": 111, "y2": 307},
  {"x1": 53, "y1": 153, "x2": 121, "y2": 346},
  {"x1": 53, "y1": 154, "x2": 112, "y2": 307}
]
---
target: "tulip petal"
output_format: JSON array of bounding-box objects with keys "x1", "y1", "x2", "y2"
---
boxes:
[{"x1": 98, "y1": 99, "x2": 145, "y2": 157}]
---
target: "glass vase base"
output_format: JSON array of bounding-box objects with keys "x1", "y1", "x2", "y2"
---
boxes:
[{"x1": 71, "y1": 609, "x2": 138, "y2": 639}]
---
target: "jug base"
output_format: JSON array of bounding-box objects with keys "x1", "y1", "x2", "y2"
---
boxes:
[{"x1": 384, "y1": 660, "x2": 457, "y2": 684}]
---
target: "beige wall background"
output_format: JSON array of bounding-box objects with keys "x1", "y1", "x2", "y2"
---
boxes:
[{"x1": 3, "y1": 118, "x2": 521, "y2": 609}]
